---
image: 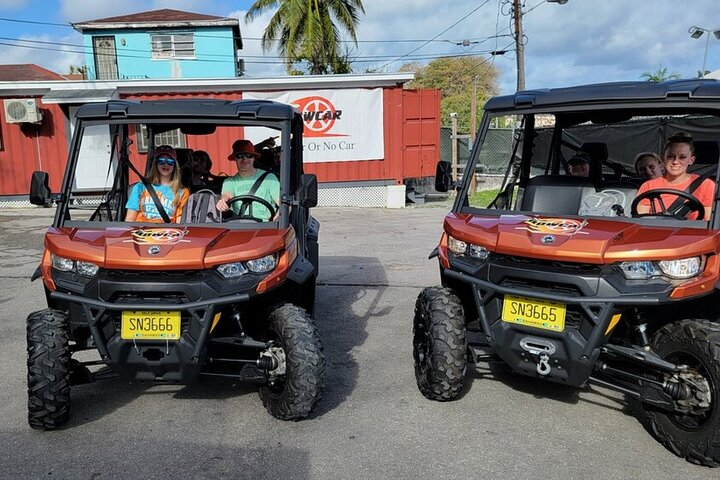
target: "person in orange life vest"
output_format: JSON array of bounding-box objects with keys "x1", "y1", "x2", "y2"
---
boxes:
[
  {"x1": 125, "y1": 145, "x2": 190, "y2": 222},
  {"x1": 635, "y1": 133, "x2": 716, "y2": 220}
]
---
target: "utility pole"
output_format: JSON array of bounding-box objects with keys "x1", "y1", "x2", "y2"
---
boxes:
[
  {"x1": 512, "y1": 0, "x2": 525, "y2": 92},
  {"x1": 469, "y1": 77, "x2": 478, "y2": 193},
  {"x1": 450, "y1": 113, "x2": 458, "y2": 183}
]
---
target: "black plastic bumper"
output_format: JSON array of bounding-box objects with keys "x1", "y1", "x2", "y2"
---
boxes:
[
  {"x1": 443, "y1": 255, "x2": 674, "y2": 387},
  {"x1": 50, "y1": 288, "x2": 249, "y2": 383}
]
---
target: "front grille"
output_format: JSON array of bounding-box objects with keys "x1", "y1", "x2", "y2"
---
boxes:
[
  {"x1": 492, "y1": 254, "x2": 602, "y2": 275},
  {"x1": 112, "y1": 293, "x2": 191, "y2": 304},
  {"x1": 105, "y1": 269, "x2": 207, "y2": 279},
  {"x1": 500, "y1": 278, "x2": 583, "y2": 298}
]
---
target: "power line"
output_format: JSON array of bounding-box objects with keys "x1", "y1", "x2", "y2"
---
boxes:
[
  {"x1": 376, "y1": 0, "x2": 493, "y2": 71},
  {"x1": 0, "y1": 15, "x2": 510, "y2": 46}
]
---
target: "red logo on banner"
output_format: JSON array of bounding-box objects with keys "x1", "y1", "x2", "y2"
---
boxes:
[{"x1": 292, "y1": 96, "x2": 347, "y2": 138}]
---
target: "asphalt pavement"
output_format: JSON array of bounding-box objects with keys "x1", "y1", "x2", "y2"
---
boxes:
[{"x1": 0, "y1": 204, "x2": 716, "y2": 479}]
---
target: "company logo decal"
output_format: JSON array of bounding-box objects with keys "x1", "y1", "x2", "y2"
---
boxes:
[
  {"x1": 540, "y1": 235, "x2": 556, "y2": 244},
  {"x1": 516, "y1": 217, "x2": 589, "y2": 236},
  {"x1": 292, "y1": 96, "x2": 347, "y2": 138},
  {"x1": 124, "y1": 228, "x2": 190, "y2": 245}
]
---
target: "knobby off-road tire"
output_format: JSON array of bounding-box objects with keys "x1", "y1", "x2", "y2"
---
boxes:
[
  {"x1": 259, "y1": 305, "x2": 325, "y2": 420},
  {"x1": 413, "y1": 286, "x2": 467, "y2": 401},
  {"x1": 27, "y1": 309, "x2": 71, "y2": 430},
  {"x1": 637, "y1": 319, "x2": 720, "y2": 467}
]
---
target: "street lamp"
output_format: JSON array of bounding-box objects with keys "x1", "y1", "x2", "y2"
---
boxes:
[{"x1": 688, "y1": 26, "x2": 720, "y2": 77}]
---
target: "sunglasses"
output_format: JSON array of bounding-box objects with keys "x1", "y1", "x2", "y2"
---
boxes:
[
  {"x1": 155, "y1": 157, "x2": 176, "y2": 166},
  {"x1": 234, "y1": 153, "x2": 255, "y2": 160}
]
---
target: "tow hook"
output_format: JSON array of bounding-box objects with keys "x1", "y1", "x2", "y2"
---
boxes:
[{"x1": 520, "y1": 337, "x2": 557, "y2": 376}]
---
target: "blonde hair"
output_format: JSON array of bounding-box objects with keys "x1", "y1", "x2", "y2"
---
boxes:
[
  {"x1": 634, "y1": 152, "x2": 662, "y2": 172},
  {"x1": 148, "y1": 158, "x2": 185, "y2": 207}
]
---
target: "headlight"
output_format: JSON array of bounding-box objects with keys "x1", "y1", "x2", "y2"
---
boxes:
[
  {"x1": 618, "y1": 261, "x2": 660, "y2": 280},
  {"x1": 216, "y1": 262, "x2": 248, "y2": 278},
  {"x1": 618, "y1": 257, "x2": 702, "y2": 280},
  {"x1": 658, "y1": 257, "x2": 702, "y2": 279},
  {"x1": 448, "y1": 236, "x2": 490, "y2": 260},
  {"x1": 51, "y1": 255, "x2": 74, "y2": 272},
  {"x1": 76, "y1": 261, "x2": 99, "y2": 277},
  {"x1": 468, "y1": 244, "x2": 490, "y2": 260},
  {"x1": 246, "y1": 254, "x2": 277, "y2": 273},
  {"x1": 448, "y1": 236, "x2": 467, "y2": 255},
  {"x1": 51, "y1": 254, "x2": 99, "y2": 277}
]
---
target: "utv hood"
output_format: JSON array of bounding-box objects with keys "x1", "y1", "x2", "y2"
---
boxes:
[
  {"x1": 44, "y1": 225, "x2": 291, "y2": 270},
  {"x1": 445, "y1": 213, "x2": 720, "y2": 263}
]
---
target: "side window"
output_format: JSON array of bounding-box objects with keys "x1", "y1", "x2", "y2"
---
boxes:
[
  {"x1": 466, "y1": 114, "x2": 524, "y2": 209},
  {"x1": 151, "y1": 33, "x2": 195, "y2": 59}
]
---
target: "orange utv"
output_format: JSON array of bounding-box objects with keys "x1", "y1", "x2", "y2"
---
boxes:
[
  {"x1": 27, "y1": 99, "x2": 324, "y2": 428},
  {"x1": 415, "y1": 80, "x2": 720, "y2": 467}
]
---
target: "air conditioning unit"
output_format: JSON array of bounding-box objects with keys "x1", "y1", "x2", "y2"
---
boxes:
[{"x1": 4, "y1": 98, "x2": 43, "y2": 124}]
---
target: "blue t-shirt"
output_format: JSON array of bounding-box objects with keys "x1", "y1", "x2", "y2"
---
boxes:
[{"x1": 125, "y1": 183, "x2": 185, "y2": 222}]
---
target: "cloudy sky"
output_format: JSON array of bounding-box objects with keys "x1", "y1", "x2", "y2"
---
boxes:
[{"x1": 1, "y1": 0, "x2": 720, "y2": 94}]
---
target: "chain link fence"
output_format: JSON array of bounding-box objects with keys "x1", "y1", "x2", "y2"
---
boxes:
[{"x1": 440, "y1": 126, "x2": 516, "y2": 190}]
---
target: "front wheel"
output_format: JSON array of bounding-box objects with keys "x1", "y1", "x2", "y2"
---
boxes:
[
  {"x1": 259, "y1": 305, "x2": 325, "y2": 420},
  {"x1": 413, "y1": 287, "x2": 467, "y2": 401},
  {"x1": 637, "y1": 319, "x2": 720, "y2": 467},
  {"x1": 27, "y1": 309, "x2": 71, "y2": 430}
]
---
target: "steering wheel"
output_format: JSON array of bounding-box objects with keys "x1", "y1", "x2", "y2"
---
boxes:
[
  {"x1": 630, "y1": 189, "x2": 704, "y2": 219},
  {"x1": 224, "y1": 195, "x2": 277, "y2": 222}
]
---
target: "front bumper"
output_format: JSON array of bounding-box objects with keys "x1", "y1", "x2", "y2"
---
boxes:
[
  {"x1": 444, "y1": 254, "x2": 678, "y2": 387},
  {"x1": 49, "y1": 269, "x2": 259, "y2": 383}
]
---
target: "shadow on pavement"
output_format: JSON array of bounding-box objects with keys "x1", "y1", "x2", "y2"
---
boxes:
[{"x1": 312, "y1": 255, "x2": 390, "y2": 417}]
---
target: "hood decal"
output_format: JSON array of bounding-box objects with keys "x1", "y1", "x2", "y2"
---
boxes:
[
  {"x1": 516, "y1": 217, "x2": 589, "y2": 237},
  {"x1": 123, "y1": 227, "x2": 191, "y2": 245}
]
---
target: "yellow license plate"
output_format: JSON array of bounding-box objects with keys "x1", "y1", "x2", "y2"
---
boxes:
[
  {"x1": 121, "y1": 311, "x2": 181, "y2": 340},
  {"x1": 501, "y1": 295, "x2": 566, "y2": 332}
]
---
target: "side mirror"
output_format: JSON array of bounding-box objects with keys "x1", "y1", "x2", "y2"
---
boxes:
[
  {"x1": 29, "y1": 171, "x2": 52, "y2": 206},
  {"x1": 435, "y1": 160, "x2": 454, "y2": 193},
  {"x1": 299, "y1": 174, "x2": 318, "y2": 208}
]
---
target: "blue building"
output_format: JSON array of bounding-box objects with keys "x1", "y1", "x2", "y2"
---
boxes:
[{"x1": 72, "y1": 9, "x2": 243, "y2": 80}]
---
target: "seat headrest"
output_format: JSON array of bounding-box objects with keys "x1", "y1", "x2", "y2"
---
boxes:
[
  {"x1": 693, "y1": 140, "x2": 719, "y2": 165},
  {"x1": 580, "y1": 142, "x2": 609, "y2": 162}
]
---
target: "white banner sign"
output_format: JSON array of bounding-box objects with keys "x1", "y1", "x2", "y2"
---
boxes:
[{"x1": 243, "y1": 88, "x2": 384, "y2": 163}]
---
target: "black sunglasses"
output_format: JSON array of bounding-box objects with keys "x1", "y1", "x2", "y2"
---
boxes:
[{"x1": 234, "y1": 153, "x2": 255, "y2": 159}]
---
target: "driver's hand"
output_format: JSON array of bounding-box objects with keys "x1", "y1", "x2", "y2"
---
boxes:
[{"x1": 216, "y1": 198, "x2": 229, "y2": 212}]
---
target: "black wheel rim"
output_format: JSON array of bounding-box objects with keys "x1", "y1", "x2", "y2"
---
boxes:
[{"x1": 665, "y1": 350, "x2": 716, "y2": 431}]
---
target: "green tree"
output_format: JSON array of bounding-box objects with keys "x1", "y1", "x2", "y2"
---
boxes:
[
  {"x1": 403, "y1": 56, "x2": 499, "y2": 132},
  {"x1": 640, "y1": 66, "x2": 681, "y2": 82},
  {"x1": 245, "y1": 0, "x2": 365, "y2": 75}
]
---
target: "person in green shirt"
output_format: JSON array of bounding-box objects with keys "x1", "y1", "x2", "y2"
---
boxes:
[{"x1": 216, "y1": 139, "x2": 280, "y2": 221}]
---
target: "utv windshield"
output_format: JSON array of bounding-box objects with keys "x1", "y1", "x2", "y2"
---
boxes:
[
  {"x1": 59, "y1": 119, "x2": 292, "y2": 228},
  {"x1": 461, "y1": 108, "x2": 720, "y2": 228}
]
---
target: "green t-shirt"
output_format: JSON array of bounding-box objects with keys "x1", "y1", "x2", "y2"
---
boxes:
[{"x1": 222, "y1": 170, "x2": 280, "y2": 221}]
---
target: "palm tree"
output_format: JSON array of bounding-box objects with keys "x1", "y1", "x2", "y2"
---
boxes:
[
  {"x1": 245, "y1": 0, "x2": 365, "y2": 75},
  {"x1": 640, "y1": 66, "x2": 681, "y2": 82}
]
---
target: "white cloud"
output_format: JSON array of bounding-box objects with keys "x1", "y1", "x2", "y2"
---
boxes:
[{"x1": 0, "y1": 0, "x2": 29, "y2": 8}]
